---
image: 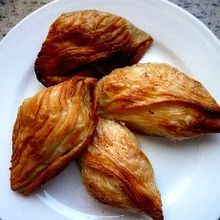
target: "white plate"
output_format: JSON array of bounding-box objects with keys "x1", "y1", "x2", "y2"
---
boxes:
[{"x1": 0, "y1": 0, "x2": 220, "y2": 219}]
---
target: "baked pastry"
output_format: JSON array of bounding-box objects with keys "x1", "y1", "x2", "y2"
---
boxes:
[
  {"x1": 11, "y1": 76, "x2": 97, "y2": 195},
  {"x1": 35, "y1": 10, "x2": 153, "y2": 87},
  {"x1": 95, "y1": 63, "x2": 220, "y2": 140},
  {"x1": 79, "y1": 118, "x2": 163, "y2": 220}
]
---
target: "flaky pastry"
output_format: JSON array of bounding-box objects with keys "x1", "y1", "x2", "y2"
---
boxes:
[
  {"x1": 95, "y1": 63, "x2": 220, "y2": 140},
  {"x1": 35, "y1": 10, "x2": 153, "y2": 87},
  {"x1": 11, "y1": 76, "x2": 97, "y2": 195},
  {"x1": 79, "y1": 118, "x2": 163, "y2": 220}
]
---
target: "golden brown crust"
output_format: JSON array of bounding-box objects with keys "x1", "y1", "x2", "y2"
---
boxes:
[
  {"x1": 34, "y1": 10, "x2": 153, "y2": 87},
  {"x1": 80, "y1": 118, "x2": 163, "y2": 220},
  {"x1": 11, "y1": 76, "x2": 97, "y2": 195},
  {"x1": 95, "y1": 63, "x2": 220, "y2": 140}
]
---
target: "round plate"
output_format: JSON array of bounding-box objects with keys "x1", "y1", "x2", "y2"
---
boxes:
[{"x1": 0, "y1": 0, "x2": 220, "y2": 220}]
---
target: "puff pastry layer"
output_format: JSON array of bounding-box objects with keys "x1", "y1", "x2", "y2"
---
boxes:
[
  {"x1": 11, "y1": 76, "x2": 97, "y2": 195},
  {"x1": 79, "y1": 118, "x2": 163, "y2": 220},
  {"x1": 95, "y1": 63, "x2": 220, "y2": 140},
  {"x1": 35, "y1": 10, "x2": 153, "y2": 87}
]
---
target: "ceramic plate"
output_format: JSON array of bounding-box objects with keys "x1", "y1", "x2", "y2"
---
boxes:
[{"x1": 0, "y1": 0, "x2": 220, "y2": 219}]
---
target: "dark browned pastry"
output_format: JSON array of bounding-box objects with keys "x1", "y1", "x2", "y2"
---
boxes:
[
  {"x1": 11, "y1": 76, "x2": 97, "y2": 195},
  {"x1": 79, "y1": 118, "x2": 163, "y2": 220},
  {"x1": 95, "y1": 63, "x2": 220, "y2": 140},
  {"x1": 35, "y1": 10, "x2": 153, "y2": 87}
]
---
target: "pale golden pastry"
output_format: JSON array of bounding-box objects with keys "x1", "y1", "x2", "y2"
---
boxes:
[
  {"x1": 11, "y1": 76, "x2": 97, "y2": 195},
  {"x1": 35, "y1": 10, "x2": 153, "y2": 87},
  {"x1": 79, "y1": 118, "x2": 163, "y2": 220},
  {"x1": 95, "y1": 63, "x2": 220, "y2": 140}
]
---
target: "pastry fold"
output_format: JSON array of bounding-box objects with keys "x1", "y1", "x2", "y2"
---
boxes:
[
  {"x1": 35, "y1": 10, "x2": 152, "y2": 87},
  {"x1": 11, "y1": 76, "x2": 97, "y2": 195},
  {"x1": 79, "y1": 118, "x2": 163, "y2": 220},
  {"x1": 95, "y1": 63, "x2": 220, "y2": 140}
]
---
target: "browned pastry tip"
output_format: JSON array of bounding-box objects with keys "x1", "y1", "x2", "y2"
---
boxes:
[
  {"x1": 11, "y1": 76, "x2": 97, "y2": 195},
  {"x1": 95, "y1": 63, "x2": 220, "y2": 140},
  {"x1": 79, "y1": 118, "x2": 163, "y2": 220},
  {"x1": 35, "y1": 10, "x2": 153, "y2": 87}
]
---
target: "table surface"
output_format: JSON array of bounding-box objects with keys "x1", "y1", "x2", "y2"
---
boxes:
[{"x1": 0, "y1": 0, "x2": 219, "y2": 40}]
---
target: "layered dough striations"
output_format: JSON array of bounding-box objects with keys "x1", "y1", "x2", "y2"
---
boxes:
[
  {"x1": 35, "y1": 10, "x2": 153, "y2": 87},
  {"x1": 79, "y1": 118, "x2": 163, "y2": 220},
  {"x1": 11, "y1": 76, "x2": 97, "y2": 195},
  {"x1": 95, "y1": 63, "x2": 220, "y2": 140}
]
